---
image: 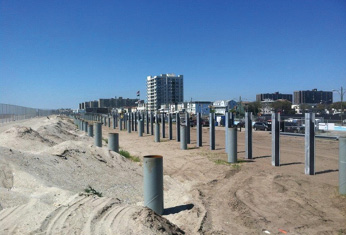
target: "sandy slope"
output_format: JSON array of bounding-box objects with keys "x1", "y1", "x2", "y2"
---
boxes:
[
  {"x1": 0, "y1": 115, "x2": 345, "y2": 234},
  {"x1": 0, "y1": 116, "x2": 183, "y2": 234}
]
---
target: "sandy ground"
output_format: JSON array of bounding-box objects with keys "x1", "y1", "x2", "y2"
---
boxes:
[{"x1": 0, "y1": 115, "x2": 345, "y2": 234}]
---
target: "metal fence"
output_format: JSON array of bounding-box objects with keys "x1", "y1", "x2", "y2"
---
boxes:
[{"x1": 0, "y1": 103, "x2": 56, "y2": 125}]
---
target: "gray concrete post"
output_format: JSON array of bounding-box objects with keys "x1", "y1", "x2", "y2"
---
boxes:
[
  {"x1": 115, "y1": 113, "x2": 118, "y2": 128},
  {"x1": 143, "y1": 155, "x2": 164, "y2": 215},
  {"x1": 139, "y1": 119, "x2": 144, "y2": 137},
  {"x1": 127, "y1": 114, "x2": 131, "y2": 133},
  {"x1": 108, "y1": 117, "x2": 111, "y2": 128},
  {"x1": 161, "y1": 113, "x2": 165, "y2": 138},
  {"x1": 339, "y1": 137, "x2": 346, "y2": 194},
  {"x1": 84, "y1": 121, "x2": 88, "y2": 133},
  {"x1": 227, "y1": 127, "x2": 237, "y2": 163},
  {"x1": 146, "y1": 111, "x2": 150, "y2": 134},
  {"x1": 168, "y1": 113, "x2": 173, "y2": 140},
  {"x1": 197, "y1": 112, "x2": 202, "y2": 147},
  {"x1": 131, "y1": 112, "x2": 135, "y2": 131},
  {"x1": 94, "y1": 122, "x2": 102, "y2": 147},
  {"x1": 88, "y1": 124, "x2": 93, "y2": 137},
  {"x1": 108, "y1": 133, "x2": 119, "y2": 153},
  {"x1": 113, "y1": 115, "x2": 116, "y2": 129},
  {"x1": 245, "y1": 112, "x2": 253, "y2": 159},
  {"x1": 119, "y1": 116, "x2": 123, "y2": 131},
  {"x1": 186, "y1": 112, "x2": 190, "y2": 144},
  {"x1": 272, "y1": 112, "x2": 280, "y2": 166},
  {"x1": 155, "y1": 122, "x2": 160, "y2": 142},
  {"x1": 81, "y1": 120, "x2": 84, "y2": 131},
  {"x1": 225, "y1": 112, "x2": 229, "y2": 152},
  {"x1": 135, "y1": 112, "x2": 138, "y2": 132},
  {"x1": 180, "y1": 124, "x2": 187, "y2": 150},
  {"x1": 209, "y1": 113, "x2": 215, "y2": 150},
  {"x1": 104, "y1": 117, "x2": 107, "y2": 126},
  {"x1": 176, "y1": 113, "x2": 180, "y2": 142},
  {"x1": 305, "y1": 113, "x2": 315, "y2": 175},
  {"x1": 150, "y1": 112, "x2": 154, "y2": 135}
]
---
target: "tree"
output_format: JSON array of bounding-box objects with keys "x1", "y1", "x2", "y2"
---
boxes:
[
  {"x1": 271, "y1": 100, "x2": 294, "y2": 115},
  {"x1": 246, "y1": 101, "x2": 262, "y2": 116}
]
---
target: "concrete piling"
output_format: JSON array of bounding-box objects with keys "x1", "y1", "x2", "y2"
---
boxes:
[
  {"x1": 108, "y1": 117, "x2": 111, "y2": 128},
  {"x1": 180, "y1": 124, "x2": 187, "y2": 150},
  {"x1": 161, "y1": 113, "x2": 165, "y2": 138},
  {"x1": 139, "y1": 119, "x2": 144, "y2": 137},
  {"x1": 209, "y1": 113, "x2": 215, "y2": 150},
  {"x1": 155, "y1": 117, "x2": 160, "y2": 142},
  {"x1": 150, "y1": 112, "x2": 154, "y2": 135},
  {"x1": 127, "y1": 114, "x2": 131, "y2": 133},
  {"x1": 305, "y1": 113, "x2": 315, "y2": 175},
  {"x1": 197, "y1": 112, "x2": 202, "y2": 147},
  {"x1": 245, "y1": 112, "x2": 253, "y2": 159},
  {"x1": 94, "y1": 122, "x2": 102, "y2": 147},
  {"x1": 143, "y1": 155, "x2": 164, "y2": 215},
  {"x1": 119, "y1": 116, "x2": 123, "y2": 131},
  {"x1": 135, "y1": 112, "x2": 138, "y2": 132},
  {"x1": 176, "y1": 113, "x2": 180, "y2": 142},
  {"x1": 186, "y1": 112, "x2": 190, "y2": 144},
  {"x1": 84, "y1": 121, "x2": 88, "y2": 133},
  {"x1": 225, "y1": 112, "x2": 230, "y2": 152},
  {"x1": 88, "y1": 124, "x2": 93, "y2": 137},
  {"x1": 339, "y1": 137, "x2": 346, "y2": 194},
  {"x1": 272, "y1": 112, "x2": 280, "y2": 166},
  {"x1": 113, "y1": 115, "x2": 116, "y2": 129},
  {"x1": 168, "y1": 113, "x2": 173, "y2": 140},
  {"x1": 108, "y1": 133, "x2": 119, "y2": 153},
  {"x1": 146, "y1": 111, "x2": 150, "y2": 134},
  {"x1": 227, "y1": 127, "x2": 237, "y2": 163}
]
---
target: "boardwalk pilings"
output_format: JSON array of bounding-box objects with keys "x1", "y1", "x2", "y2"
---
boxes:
[
  {"x1": 108, "y1": 133, "x2": 119, "y2": 153},
  {"x1": 272, "y1": 112, "x2": 280, "y2": 166},
  {"x1": 305, "y1": 113, "x2": 315, "y2": 175},
  {"x1": 209, "y1": 113, "x2": 215, "y2": 150},
  {"x1": 94, "y1": 122, "x2": 102, "y2": 147},
  {"x1": 245, "y1": 112, "x2": 253, "y2": 159}
]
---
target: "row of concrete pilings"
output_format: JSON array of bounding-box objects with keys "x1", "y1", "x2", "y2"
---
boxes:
[{"x1": 72, "y1": 111, "x2": 346, "y2": 215}]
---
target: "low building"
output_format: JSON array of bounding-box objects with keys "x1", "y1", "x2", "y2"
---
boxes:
[{"x1": 213, "y1": 100, "x2": 237, "y2": 115}]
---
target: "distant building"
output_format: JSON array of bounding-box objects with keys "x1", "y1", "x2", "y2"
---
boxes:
[
  {"x1": 256, "y1": 92, "x2": 292, "y2": 103},
  {"x1": 147, "y1": 73, "x2": 184, "y2": 112},
  {"x1": 213, "y1": 100, "x2": 237, "y2": 115},
  {"x1": 79, "y1": 97, "x2": 138, "y2": 112},
  {"x1": 186, "y1": 101, "x2": 213, "y2": 116},
  {"x1": 293, "y1": 89, "x2": 333, "y2": 105}
]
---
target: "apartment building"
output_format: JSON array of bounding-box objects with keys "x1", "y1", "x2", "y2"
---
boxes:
[{"x1": 147, "y1": 73, "x2": 184, "y2": 111}]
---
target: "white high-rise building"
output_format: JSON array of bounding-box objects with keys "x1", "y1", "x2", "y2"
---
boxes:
[{"x1": 146, "y1": 73, "x2": 184, "y2": 111}]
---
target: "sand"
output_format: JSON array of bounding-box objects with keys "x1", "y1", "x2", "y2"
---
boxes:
[{"x1": 0, "y1": 115, "x2": 345, "y2": 234}]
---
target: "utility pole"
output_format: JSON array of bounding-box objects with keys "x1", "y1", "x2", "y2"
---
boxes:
[{"x1": 333, "y1": 86, "x2": 345, "y2": 126}]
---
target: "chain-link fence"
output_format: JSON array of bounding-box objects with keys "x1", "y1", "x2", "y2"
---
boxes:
[{"x1": 0, "y1": 103, "x2": 56, "y2": 125}]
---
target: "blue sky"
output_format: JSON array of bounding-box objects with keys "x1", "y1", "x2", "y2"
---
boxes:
[{"x1": 1, "y1": 0, "x2": 345, "y2": 109}]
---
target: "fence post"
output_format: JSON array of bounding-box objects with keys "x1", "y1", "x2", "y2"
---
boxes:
[
  {"x1": 209, "y1": 113, "x2": 215, "y2": 150},
  {"x1": 305, "y1": 113, "x2": 315, "y2": 175},
  {"x1": 197, "y1": 112, "x2": 202, "y2": 147},
  {"x1": 272, "y1": 112, "x2": 280, "y2": 166},
  {"x1": 245, "y1": 112, "x2": 253, "y2": 159},
  {"x1": 339, "y1": 137, "x2": 346, "y2": 195}
]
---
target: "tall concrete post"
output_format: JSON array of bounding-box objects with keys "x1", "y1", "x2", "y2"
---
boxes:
[
  {"x1": 144, "y1": 155, "x2": 164, "y2": 215},
  {"x1": 88, "y1": 124, "x2": 93, "y2": 137},
  {"x1": 186, "y1": 112, "x2": 190, "y2": 144},
  {"x1": 155, "y1": 122, "x2": 160, "y2": 142},
  {"x1": 139, "y1": 119, "x2": 144, "y2": 137},
  {"x1": 146, "y1": 111, "x2": 150, "y2": 134},
  {"x1": 131, "y1": 112, "x2": 135, "y2": 131},
  {"x1": 119, "y1": 115, "x2": 123, "y2": 131},
  {"x1": 180, "y1": 124, "x2": 187, "y2": 150},
  {"x1": 135, "y1": 112, "x2": 138, "y2": 132},
  {"x1": 245, "y1": 112, "x2": 253, "y2": 159},
  {"x1": 150, "y1": 112, "x2": 154, "y2": 135},
  {"x1": 225, "y1": 112, "x2": 229, "y2": 152},
  {"x1": 161, "y1": 113, "x2": 165, "y2": 138},
  {"x1": 108, "y1": 117, "x2": 111, "y2": 128},
  {"x1": 81, "y1": 120, "x2": 84, "y2": 131},
  {"x1": 209, "y1": 113, "x2": 215, "y2": 150},
  {"x1": 305, "y1": 113, "x2": 315, "y2": 175},
  {"x1": 176, "y1": 113, "x2": 180, "y2": 142},
  {"x1": 339, "y1": 137, "x2": 346, "y2": 195},
  {"x1": 84, "y1": 121, "x2": 88, "y2": 133},
  {"x1": 168, "y1": 113, "x2": 173, "y2": 140},
  {"x1": 272, "y1": 112, "x2": 280, "y2": 166},
  {"x1": 127, "y1": 114, "x2": 131, "y2": 133},
  {"x1": 227, "y1": 127, "x2": 237, "y2": 163},
  {"x1": 113, "y1": 115, "x2": 116, "y2": 129},
  {"x1": 94, "y1": 122, "x2": 102, "y2": 147},
  {"x1": 108, "y1": 133, "x2": 119, "y2": 153},
  {"x1": 197, "y1": 112, "x2": 202, "y2": 147},
  {"x1": 104, "y1": 117, "x2": 107, "y2": 126}
]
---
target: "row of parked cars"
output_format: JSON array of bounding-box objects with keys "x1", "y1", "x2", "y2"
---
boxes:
[{"x1": 252, "y1": 121, "x2": 305, "y2": 133}]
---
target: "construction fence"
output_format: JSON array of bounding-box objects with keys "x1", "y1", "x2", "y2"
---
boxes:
[{"x1": 0, "y1": 103, "x2": 56, "y2": 125}]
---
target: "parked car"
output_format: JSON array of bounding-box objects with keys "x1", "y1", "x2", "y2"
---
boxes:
[
  {"x1": 253, "y1": 122, "x2": 270, "y2": 131},
  {"x1": 202, "y1": 118, "x2": 209, "y2": 127},
  {"x1": 284, "y1": 122, "x2": 305, "y2": 133}
]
